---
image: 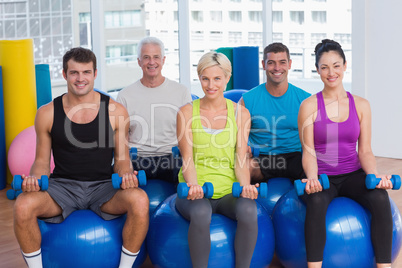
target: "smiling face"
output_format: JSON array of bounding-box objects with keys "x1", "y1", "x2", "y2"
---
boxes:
[
  {"x1": 316, "y1": 50, "x2": 347, "y2": 89},
  {"x1": 63, "y1": 59, "x2": 97, "y2": 97},
  {"x1": 262, "y1": 51, "x2": 292, "y2": 86},
  {"x1": 199, "y1": 65, "x2": 229, "y2": 99},
  {"x1": 138, "y1": 43, "x2": 165, "y2": 79}
]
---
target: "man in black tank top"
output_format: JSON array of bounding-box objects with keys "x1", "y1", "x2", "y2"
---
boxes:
[{"x1": 13, "y1": 47, "x2": 149, "y2": 268}]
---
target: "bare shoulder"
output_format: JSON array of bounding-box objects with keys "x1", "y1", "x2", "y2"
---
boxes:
[
  {"x1": 233, "y1": 101, "x2": 250, "y2": 118},
  {"x1": 179, "y1": 102, "x2": 193, "y2": 114},
  {"x1": 33, "y1": 101, "x2": 54, "y2": 134},
  {"x1": 36, "y1": 101, "x2": 54, "y2": 123},
  {"x1": 109, "y1": 98, "x2": 129, "y2": 117},
  {"x1": 351, "y1": 94, "x2": 370, "y2": 108},
  {"x1": 300, "y1": 94, "x2": 318, "y2": 111}
]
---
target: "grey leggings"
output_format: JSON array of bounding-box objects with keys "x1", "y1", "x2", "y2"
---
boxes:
[{"x1": 175, "y1": 194, "x2": 258, "y2": 268}]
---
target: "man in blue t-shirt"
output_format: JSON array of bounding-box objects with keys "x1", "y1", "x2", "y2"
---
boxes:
[{"x1": 239, "y1": 42, "x2": 311, "y2": 183}]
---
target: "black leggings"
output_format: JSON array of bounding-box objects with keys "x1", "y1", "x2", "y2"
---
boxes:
[
  {"x1": 175, "y1": 194, "x2": 258, "y2": 268},
  {"x1": 300, "y1": 169, "x2": 392, "y2": 263}
]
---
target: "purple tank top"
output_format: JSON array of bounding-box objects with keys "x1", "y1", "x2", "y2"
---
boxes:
[{"x1": 313, "y1": 91, "x2": 361, "y2": 175}]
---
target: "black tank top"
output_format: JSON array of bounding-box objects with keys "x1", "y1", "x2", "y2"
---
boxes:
[{"x1": 50, "y1": 92, "x2": 114, "y2": 181}]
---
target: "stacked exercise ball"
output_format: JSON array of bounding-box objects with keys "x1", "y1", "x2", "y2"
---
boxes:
[
  {"x1": 38, "y1": 210, "x2": 146, "y2": 268},
  {"x1": 256, "y1": 177, "x2": 294, "y2": 217},
  {"x1": 140, "y1": 179, "x2": 176, "y2": 216},
  {"x1": 147, "y1": 194, "x2": 275, "y2": 268},
  {"x1": 7, "y1": 125, "x2": 55, "y2": 177},
  {"x1": 272, "y1": 189, "x2": 402, "y2": 268}
]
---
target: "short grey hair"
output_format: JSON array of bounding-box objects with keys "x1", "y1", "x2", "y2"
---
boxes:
[{"x1": 137, "y1": 36, "x2": 165, "y2": 58}]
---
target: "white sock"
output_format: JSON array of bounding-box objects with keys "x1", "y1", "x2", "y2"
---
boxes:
[
  {"x1": 118, "y1": 246, "x2": 139, "y2": 268},
  {"x1": 22, "y1": 248, "x2": 42, "y2": 268}
]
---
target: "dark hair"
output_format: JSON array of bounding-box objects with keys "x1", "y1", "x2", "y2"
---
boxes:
[
  {"x1": 263, "y1": 42, "x2": 290, "y2": 62},
  {"x1": 314, "y1": 39, "x2": 346, "y2": 68},
  {"x1": 63, "y1": 47, "x2": 97, "y2": 74}
]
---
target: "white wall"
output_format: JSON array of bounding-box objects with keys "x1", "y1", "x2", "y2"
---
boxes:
[{"x1": 353, "y1": 0, "x2": 402, "y2": 159}]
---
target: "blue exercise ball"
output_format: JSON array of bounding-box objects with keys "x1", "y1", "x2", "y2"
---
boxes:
[
  {"x1": 272, "y1": 189, "x2": 402, "y2": 268},
  {"x1": 223, "y1": 89, "x2": 248, "y2": 102},
  {"x1": 147, "y1": 194, "x2": 274, "y2": 268},
  {"x1": 38, "y1": 210, "x2": 146, "y2": 268},
  {"x1": 256, "y1": 177, "x2": 293, "y2": 217},
  {"x1": 140, "y1": 179, "x2": 176, "y2": 216}
]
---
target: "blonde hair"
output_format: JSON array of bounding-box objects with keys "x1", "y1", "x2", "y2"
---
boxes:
[{"x1": 197, "y1": 51, "x2": 232, "y2": 78}]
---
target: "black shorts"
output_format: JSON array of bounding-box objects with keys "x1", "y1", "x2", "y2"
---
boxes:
[
  {"x1": 256, "y1": 151, "x2": 304, "y2": 181},
  {"x1": 41, "y1": 178, "x2": 119, "y2": 223},
  {"x1": 132, "y1": 154, "x2": 182, "y2": 185}
]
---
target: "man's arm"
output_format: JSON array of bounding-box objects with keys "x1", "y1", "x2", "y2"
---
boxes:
[
  {"x1": 109, "y1": 99, "x2": 139, "y2": 189},
  {"x1": 22, "y1": 103, "x2": 53, "y2": 192},
  {"x1": 110, "y1": 99, "x2": 133, "y2": 175}
]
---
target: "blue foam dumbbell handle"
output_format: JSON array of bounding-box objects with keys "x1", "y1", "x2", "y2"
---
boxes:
[
  {"x1": 111, "y1": 170, "x2": 147, "y2": 189},
  {"x1": 172, "y1": 146, "x2": 181, "y2": 158},
  {"x1": 294, "y1": 174, "x2": 330, "y2": 196},
  {"x1": 130, "y1": 147, "x2": 138, "y2": 160},
  {"x1": 11, "y1": 175, "x2": 49, "y2": 191},
  {"x1": 177, "y1": 182, "x2": 214, "y2": 199},
  {"x1": 232, "y1": 182, "x2": 268, "y2": 198},
  {"x1": 365, "y1": 174, "x2": 401, "y2": 190}
]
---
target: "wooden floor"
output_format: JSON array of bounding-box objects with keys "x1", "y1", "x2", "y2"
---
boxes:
[{"x1": 1, "y1": 157, "x2": 401, "y2": 268}]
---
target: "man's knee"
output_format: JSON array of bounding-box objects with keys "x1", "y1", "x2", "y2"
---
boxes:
[{"x1": 14, "y1": 193, "x2": 48, "y2": 221}]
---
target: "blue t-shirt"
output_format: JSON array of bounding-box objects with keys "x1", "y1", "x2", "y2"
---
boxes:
[{"x1": 243, "y1": 83, "x2": 311, "y2": 155}]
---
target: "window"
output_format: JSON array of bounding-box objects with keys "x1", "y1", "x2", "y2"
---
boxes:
[
  {"x1": 210, "y1": 31, "x2": 223, "y2": 42},
  {"x1": 106, "y1": 44, "x2": 137, "y2": 64},
  {"x1": 104, "y1": 10, "x2": 141, "y2": 28},
  {"x1": 311, "y1": 33, "x2": 327, "y2": 46},
  {"x1": 289, "y1": 33, "x2": 304, "y2": 46},
  {"x1": 312, "y1": 11, "x2": 326, "y2": 23},
  {"x1": 248, "y1": 32, "x2": 262, "y2": 46},
  {"x1": 191, "y1": 30, "x2": 204, "y2": 41},
  {"x1": 290, "y1": 11, "x2": 304, "y2": 25},
  {"x1": 334, "y1": 33, "x2": 352, "y2": 45},
  {"x1": 272, "y1": 11, "x2": 283, "y2": 23},
  {"x1": 228, "y1": 31, "x2": 242, "y2": 43},
  {"x1": 191, "y1": 11, "x2": 203, "y2": 23},
  {"x1": 0, "y1": 0, "x2": 73, "y2": 80},
  {"x1": 229, "y1": 11, "x2": 242, "y2": 22},
  {"x1": 273, "y1": 32, "x2": 283, "y2": 43},
  {"x1": 249, "y1": 11, "x2": 262, "y2": 23},
  {"x1": 210, "y1": 11, "x2": 222, "y2": 23}
]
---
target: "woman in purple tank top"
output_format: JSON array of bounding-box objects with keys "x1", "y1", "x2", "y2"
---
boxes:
[{"x1": 297, "y1": 39, "x2": 394, "y2": 268}]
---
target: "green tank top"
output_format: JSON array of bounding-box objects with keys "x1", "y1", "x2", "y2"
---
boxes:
[{"x1": 178, "y1": 98, "x2": 237, "y2": 199}]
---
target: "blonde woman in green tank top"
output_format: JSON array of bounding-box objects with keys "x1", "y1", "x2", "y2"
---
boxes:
[{"x1": 175, "y1": 52, "x2": 260, "y2": 268}]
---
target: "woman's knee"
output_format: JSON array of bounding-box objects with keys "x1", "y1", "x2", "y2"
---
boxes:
[
  {"x1": 188, "y1": 201, "x2": 212, "y2": 224},
  {"x1": 236, "y1": 199, "x2": 257, "y2": 223},
  {"x1": 365, "y1": 189, "x2": 390, "y2": 212}
]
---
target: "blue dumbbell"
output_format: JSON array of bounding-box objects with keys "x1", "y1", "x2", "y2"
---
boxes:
[
  {"x1": 294, "y1": 174, "x2": 330, "y2": 196},
  {"x1": 11, "y1": 175, "x2": 49, "y2": 192},
  {"x1": 6, "y1": 189, "x2": 22, "y2": 200},
  {"x1": 365, "y1": 174, "x2": 401, "y2": 190},
  {"x1": 177, "y1": 182, "x2": 214, "y2": 199},
  {"x1": 172, "y1": 146, "x2": 181, "y2": 158},
  {"x1": 130, "y1": 147, "x2": 138, "y2": 160},
  {"x1": 250, "y1": 146, "x2": 260, "y2": 157},
  {"x1": 111, "y1": 170, "x2": 147, "y2": 189},
  {"x1": 232, "y1": 182, "x2": 268, "y2": 198}
]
